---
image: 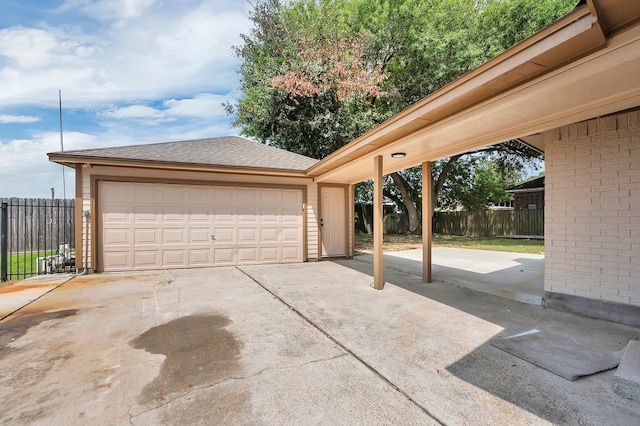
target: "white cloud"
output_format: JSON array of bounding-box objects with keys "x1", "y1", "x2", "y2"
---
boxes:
[
  {"x1": 100, "y1": 104, "x2": 173, "y2": 124},
  {"x1": 0, "y1": 114, "x2": 40, "y2": 123},
  {"x1": 0, "y1": 132, "x2": 99, "y2": 198},
  {"x1": 163, "y1": 94, "x2": 228, "y2": 118},
  {"x1": 0, "y1": 1, "x2": 251, "y2": 109},
  {"x1": 99, "y1": 93, "x2": 229, "y2": 125},
  {"x1": 0, "y1": 1, "x2": 251, "y2": 198},
  {"x1": 67, "y1": 0, "x2": 159, "y2": 22}
]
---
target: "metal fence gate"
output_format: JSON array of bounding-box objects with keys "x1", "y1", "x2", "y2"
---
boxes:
[{"x1": 0, "y1": 198, "x2": 75, "y2": 282}]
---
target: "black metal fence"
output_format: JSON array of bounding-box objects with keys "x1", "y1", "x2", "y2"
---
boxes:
[{"x1": 0, "y1": 198, "x2": 75, "y2": 281}]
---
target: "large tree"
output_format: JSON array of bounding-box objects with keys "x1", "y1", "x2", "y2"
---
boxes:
[{"x1": 228, "y1": 0, "x2": 577, "y2": 232}]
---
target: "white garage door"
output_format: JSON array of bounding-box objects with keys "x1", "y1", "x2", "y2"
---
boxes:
[{"x1": 99, "y1": 181, "x2": 303, "y2": 271}]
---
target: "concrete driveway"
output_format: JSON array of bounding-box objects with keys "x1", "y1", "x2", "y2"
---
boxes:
[{"x1": 0, "y1": 261, "x2": 639, "y2": 425}]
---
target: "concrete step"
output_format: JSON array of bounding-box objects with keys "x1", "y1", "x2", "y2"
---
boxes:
[{"x1": 613, "y1": 340, "x2": 640, "y2": 403}]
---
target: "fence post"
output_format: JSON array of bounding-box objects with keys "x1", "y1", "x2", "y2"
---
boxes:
[{"x1": 1, "y1": 202, "x2": 7, "y2": 282}]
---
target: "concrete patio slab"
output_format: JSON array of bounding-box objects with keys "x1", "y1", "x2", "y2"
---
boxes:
[
  {"x1": 0, "y1": 261, "x2": 638, "y2": 425},
  {"x1": 0, "y1": 268, "x2": 433, "y2": 425},
  {"x1": 355, "y1": 247, "x2": 545, "y2": 305}
]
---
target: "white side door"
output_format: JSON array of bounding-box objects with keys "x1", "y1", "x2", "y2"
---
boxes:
[{"x1": 320, "y1": 186, "x2": 346, "y2": 257}]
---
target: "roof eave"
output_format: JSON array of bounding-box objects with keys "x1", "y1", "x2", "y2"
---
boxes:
[
  {"x1": 47, "y1": 153, "x2": 312, "y2": 178},
  {"x1": 506, "y1": 188, "x2": 545, "y2": 194}
]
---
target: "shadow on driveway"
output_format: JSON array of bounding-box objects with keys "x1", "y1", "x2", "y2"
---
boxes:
[{"x1": 242, "y1": 260, "x2": 640, "y2": 425}]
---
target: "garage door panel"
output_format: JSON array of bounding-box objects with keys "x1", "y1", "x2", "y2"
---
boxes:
[
  {"x1": 260, "y1": 207, "x2": 279, "y2": 223},
  {"x1": 103, "y1": 252, "x2": 130, "y2": 269},
  {"x1": 281, "y1": 190, "x2": 301, "y2": 206},
  {"x1": 188, "y1": 186, "x2": 211, "y2": 204},
  {"x1": 133, "y1": 183, "x2": 161, "y2": 202},
  {"x1": 188, "y1": 207, "x2": 211, "y2": 223},
  {"x1": 238, "y1": 208, "x2": 258, "y2": 223},
  {"x1": 237, "y1": 188, "x2": 259, "y2": 204},
  {"x1": 162, "y1": 206, "x2": 186, "y2": 223},
  {"x1": 163, "y1": 228, "x2": 186, "y2": 244},
  {"x1": 259, "y1": 247, "x2": 279, "y2": 262},
  {"x1": 163, "y1": 185, "x2": 187, "y2": 203},
  {"x1": 163, "y1": 250, "x2": 186, "y2": 267},
  {"x1": 188, "y1": 249, "x2": 211, "y2": 265},
  {"x1": 134, "y1": 251, "x2": 159, "y2": 268},
  {"x1": 189, "y1": 228, "x2": 211, "y2": 244},
  {"x1": 214, "y1": 207, "x2": 236, "y2": 223},
  {"x1": 104, "y1": 228, "x2": 129, "y2": 245},
  {"x1": 281, "y1": 246, "x2": 301, "y2": 262},
  {"x1": 213, "y1": 187, "x2": 235, "y2": 204},
  {"x1": 281, "y1": 207, "x2": 301, "y2": 223},
  {"x1": 103, "y1": 206, "x2": 130, "y2": 223},
  {"x1": 214, "y1": 248, "x2": 235, "y2": 264},
  {"x1": 260, "y1": 227, "x2": 279, "y2": 242},
  {"x1": 102, "y1": 182, "x2": 133, "y2": 201},
  {"x1": 238, "y1": 247, "x2": 258, "y2": 263},
  {"x1": 281, "y1": 228, "x2": 300, "y2": 242},
  {"x1": 100, "y1": 181, "x2": 303, "y2": 271},
  {"x1": 133, "y1": 206, "x2": 159, "y2": 223},
  {"x1": 260, "y1": 190, "x2": 279, "y2": 204},
  {"x1": 134, "y1": 229, "x2": 158, "y2": 245},
  {"x1": 214, "y1": 228, "x2": 236, "y2": 243},
  {"x1": 237, "y1": 228, "x2": 257, "y2": 243}
]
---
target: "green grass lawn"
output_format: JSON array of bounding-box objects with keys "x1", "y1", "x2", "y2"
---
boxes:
[
  {"x1": 355, "y1": 233, "x2": 544, "y2": 255},
  {"x1": 4, "y1": 251, "x2": 55, "y2": 281}
]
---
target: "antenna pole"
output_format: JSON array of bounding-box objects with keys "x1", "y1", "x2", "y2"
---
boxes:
[{"x1": 59, "y1": 89, "x2": 66, "y2": 199}]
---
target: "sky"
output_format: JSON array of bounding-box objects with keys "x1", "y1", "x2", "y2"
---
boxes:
[{"x1": 0, "y1": 0, "x2": 253, "y2": 198}]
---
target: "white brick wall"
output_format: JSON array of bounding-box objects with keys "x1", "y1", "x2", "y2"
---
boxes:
[{"x1": 545, "y1": 109, "x2": 640, "y2": 306}]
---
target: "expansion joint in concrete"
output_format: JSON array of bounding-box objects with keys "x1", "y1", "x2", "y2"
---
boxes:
[{"x1": 236, "y1": 267, "x2": 447, "y2": 426}]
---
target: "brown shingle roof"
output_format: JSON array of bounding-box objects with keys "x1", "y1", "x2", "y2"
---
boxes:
[{"x1": 54, "y1": 136, "x2": 318, "y2": 172}]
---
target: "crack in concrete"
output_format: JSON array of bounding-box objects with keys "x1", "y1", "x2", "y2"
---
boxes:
[
  {"x1": 236, "y1": 266, "x2": 447, "y2": 426},
  {"x1": 127, "y1": 352, "x2": 348, "y2": 421}
]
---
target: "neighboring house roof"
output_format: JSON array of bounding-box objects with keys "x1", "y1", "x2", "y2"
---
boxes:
[
  {"x1": 49, "y1": 136, "x2": 318, "y2": 174},
  {"x1": 506, "y1": 176, "x2": 545, "y2": 193}
]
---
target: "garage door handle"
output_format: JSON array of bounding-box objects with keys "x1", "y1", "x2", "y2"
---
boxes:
[{"x1": 211, "y1": 235, "x2": 215, "y2": 241}]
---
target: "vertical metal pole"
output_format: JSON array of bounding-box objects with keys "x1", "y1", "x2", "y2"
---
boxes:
[
  {"x1": 59, "y1": 89, "x2": 66, "y2": 199},
  {"x1": 1, "y1": 202, "x2": 8, "y2": 282}
]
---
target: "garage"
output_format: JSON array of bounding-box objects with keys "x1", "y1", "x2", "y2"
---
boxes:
[{"x1": 98, "y1": 181, "x2": 304, "y2": 271}]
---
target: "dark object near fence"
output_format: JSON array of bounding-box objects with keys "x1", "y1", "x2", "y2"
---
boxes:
[{"x1": 0, "y1": 198, "x2": 75, "y2": 281}]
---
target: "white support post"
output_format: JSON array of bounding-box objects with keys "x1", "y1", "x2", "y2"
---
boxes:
[{"x1": 373, "y1": 155, "x2": 384, "y2": 290}]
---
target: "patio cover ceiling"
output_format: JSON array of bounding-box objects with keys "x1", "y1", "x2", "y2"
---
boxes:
[{"x1": 307, "y1": 0, "x2": 640, "y2": 184}]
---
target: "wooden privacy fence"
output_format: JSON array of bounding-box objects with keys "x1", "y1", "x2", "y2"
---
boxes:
[
  {"x1": 434, "y1": 210, "x2": 544, "y2": 237},
  {"x1": 1, "y1": 198, "x2": 75, "y2": 281}
]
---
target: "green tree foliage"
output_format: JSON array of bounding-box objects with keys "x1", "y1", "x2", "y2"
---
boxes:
[
  {"x1": 228, "y1": 0, "x2": 577, "y2": 231},
  {"x1": 227, "y1": 0, "x2": 393, "y2": 159}
]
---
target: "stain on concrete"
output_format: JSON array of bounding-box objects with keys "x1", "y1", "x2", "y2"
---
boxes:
[
  {"x1": 0, "y1": 283, "x2": 57, "y2": 295},
  {"x1": 69, "y1": 274, "x2": 160, "y2": 286},
  {"x1": 129, "y1": 314, "x2": 243, "y2": 405},
  {"x1": 0, "y1": 310, "x2": 78, "y2": 359}
]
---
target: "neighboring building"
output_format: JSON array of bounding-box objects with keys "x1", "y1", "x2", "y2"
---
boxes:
[{"x1": 506, "y1": 176, "x2": 545, "y2": 210}]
